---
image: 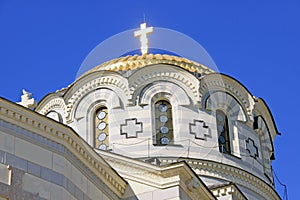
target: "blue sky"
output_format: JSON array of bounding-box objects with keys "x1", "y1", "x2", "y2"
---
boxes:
[{"x1": 0, "y1": 1, "x2": 299, "y2": 199}]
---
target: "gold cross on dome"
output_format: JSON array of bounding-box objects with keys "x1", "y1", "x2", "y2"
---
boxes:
[{"x1": 134, "y1": 23, "x2": 153, "y2": 55}]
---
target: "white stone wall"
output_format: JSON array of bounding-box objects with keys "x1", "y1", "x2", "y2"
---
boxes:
[
  {"x1": 36, "y1": 60, "x2": 279, "y2": 200},
  {"x1": 0, "y1": 121, "x2": 114, "y2": 200},
  {"x1": 64, "y1": 65, "x2": 270, "y2": 182},
  {"x1": 124, "y1": 180, "x2": 182, "y2": 200}
]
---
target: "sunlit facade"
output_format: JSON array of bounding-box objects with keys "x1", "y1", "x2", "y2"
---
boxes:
[{"x1": 0, "y1": 25, "x2": 280, "y2": 199}]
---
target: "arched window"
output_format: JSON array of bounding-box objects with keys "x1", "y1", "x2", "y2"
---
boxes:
[
  {"x1": 154, "y1": 100, "x2": 174, "y2": 145},
  {"x1": 216, "y1": 110, "x2": 231, "y2": 154},
  {"x1": 95, "y1": 107, "x2": 109, "y2": 150}
]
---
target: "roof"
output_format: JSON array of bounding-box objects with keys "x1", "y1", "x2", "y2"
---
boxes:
[
  {"x1": 98, "y1": 150, "x2": 217, "y2": 200},
  {"x1": 78, "y1": 53, "x2": 215, "y2": 79}
]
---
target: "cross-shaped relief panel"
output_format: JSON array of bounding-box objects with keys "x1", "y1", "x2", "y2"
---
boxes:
[
  {"x1": 120, "y1": 118, "x2": 143, "y2": 138},
  {"x1": 246, "y1": 138, "x2": 259, "y2": 159},
  {"x1": 189, "y1": 120, "x2": 209, "y2": 140}
]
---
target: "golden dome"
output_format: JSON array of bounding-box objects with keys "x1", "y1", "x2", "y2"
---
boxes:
[{"x1": 79, "y1": 54, "x2": 215, "y2": 79}]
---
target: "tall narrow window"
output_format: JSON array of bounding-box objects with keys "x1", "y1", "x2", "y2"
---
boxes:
[
  {"x1": 155, "y1": 100, "x2": 174, "y2": 145},
  {"x1": 95, "y1": 107, "x2": 109, "y2": 150},
  {"x1": 216, "y1": 110, "x2": 231, "y2": 154}
]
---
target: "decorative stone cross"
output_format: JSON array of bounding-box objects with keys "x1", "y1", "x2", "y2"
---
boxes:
[
  {"x1": 120, "y1": 118, "x2": 143, "y2": 138},
  {"x1": 134, "y1": 23, "x2": 153, "y2": 55},
  {"x1": 17, "y1": 89, "x2": 36, "y2": 109},
  {"x1": 246, "y1": 138, "x2": 259, "y2": 158},
  {"x1": 190, "y1": 120, "x2": 209, "y2": 140}
]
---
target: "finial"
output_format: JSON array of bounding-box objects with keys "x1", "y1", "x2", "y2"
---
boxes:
[
  {"x1": 22, "y1": 89, "x2": 31, "y2": 95},
  {"x1": 134, "y1": 22, "x2": 153, "y2": 55},
  {"x1": 17, "y1": 89, "x2": 36, "y2": 109}
]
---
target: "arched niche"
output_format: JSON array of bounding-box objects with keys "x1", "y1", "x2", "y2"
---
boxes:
[
  {"x1": 139, "y1": 81, "x2": 191, "y2": 107},
  {"x1": 253, "y1": 115, "x2": 274, "y2": 184},
  {"x1": 138, "y1": 81, "x2": 192, "y2": 144},
  {"x1": 253, "y1": 98, "x2": 279, "y2": 140},
  {"x1": 70, "y1": 88, "x2": 123, "y2": 145},
  {"x1": 64, "y1": 71, "x2": 129, "y2": 122},
  {"x1": 74, "y1": 88, "x2": 122, "y2": 120},
  {"x1": 36, "y1": 95, "x2": 67, "y2": 121},
  {"x1": 129, "y1": 64, "x2": 200, "y2": 106},
  {"x1": 46, "y1": 111, "x2": 63, "y2": 123},
  {"x1": 203, "y1": 91, "x2": 247, "y2": 157},
  {"x1": 203, "y1": 91, "x2": 247, "y2": 122},
  {"x1": 199, "y1": 73, "x2": 255, "y2": 122}
]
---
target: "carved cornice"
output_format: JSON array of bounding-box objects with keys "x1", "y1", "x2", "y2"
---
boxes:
[
  {"x1": 38, "y1": 97, "x2": 67, "y2": 117},
  {"x1": 0, "y1": 98, "x2": 127, "y2": 198},
  {"x1": 210, "y1": 183, "x2": 247, "y2": 200},
  {"x1": 159, "y1": 158, "x2": 280, "y2": 200}
]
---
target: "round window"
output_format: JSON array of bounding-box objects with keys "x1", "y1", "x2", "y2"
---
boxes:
[
  {"x1": 160, "y1": 137, "x2": 170, "y2": 145},
  {"x1": 217, "y1": 125, "x2": 224, "y2": 132},
  {"x1": 160, "y1": 126, "x2": 169, "y2": 134},
  {"x1": 158, "y1": 104, "x2": 168, "y2": 112},
  {"x1": 98, "y1": 122, "x2": 107, "y2": 130},
  {"x1": 159, "y1": 115, "x2": 168, "y2": 123},
  {"x1": 97, "y1": 111, "x2": 107, "y2": 120},
  {"x1": 98, "y1": 133, "x2": 106, "y2": 141},
  {"x1": 99, "y1": 144, "x2": 107, "y2": 150},
  {"x1": 218, "y1": 135, "x2": 226, "y2": 144}
]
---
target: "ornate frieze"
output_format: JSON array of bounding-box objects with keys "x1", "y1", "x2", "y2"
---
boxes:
[{"x1": 159, "y1": 158, "x2": 280, "y2": 200}]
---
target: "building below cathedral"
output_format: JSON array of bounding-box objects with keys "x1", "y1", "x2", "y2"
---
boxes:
[{"x1": 0, "y1": 24, "x2": 281, "y2": 199}]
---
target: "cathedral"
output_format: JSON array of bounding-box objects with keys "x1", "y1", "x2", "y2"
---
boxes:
[{"x1": 0, "y1": 23, "x2": 281, "y2": 199}]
